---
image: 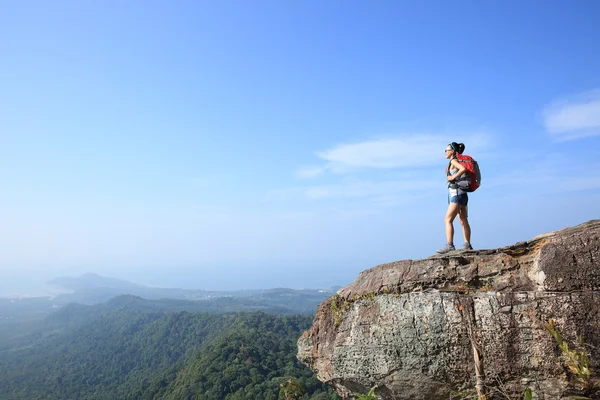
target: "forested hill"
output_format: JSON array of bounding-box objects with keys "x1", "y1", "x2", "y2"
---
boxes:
[
  {"x1": 0, "y1": 302, "x2": 339, "y2": 399},
  {"x1": 0, "y1": 283, "x2": 335, "y2": 352},
  {"x1": 0, "y1": 294, "x2": 303, "y2": 354}
]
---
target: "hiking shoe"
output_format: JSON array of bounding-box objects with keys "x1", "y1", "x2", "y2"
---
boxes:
[
  {"x1": 436, "y1": 243, "x2": 455, "y2": 254},
  {"x1": 462, "y1": 243, "x2": 473, "y2": 251}
]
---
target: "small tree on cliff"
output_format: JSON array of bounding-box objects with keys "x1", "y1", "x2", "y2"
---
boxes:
[{"x1": 279, "y1": 377, "x2": 307, "y2": 400}]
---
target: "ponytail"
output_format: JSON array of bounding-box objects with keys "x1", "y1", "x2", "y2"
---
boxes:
[{"x1": 450, "y1": 142, "x2": 465, "y2": 154}]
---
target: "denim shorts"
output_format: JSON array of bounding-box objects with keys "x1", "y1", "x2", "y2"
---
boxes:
[{"x1": 449, "y1": 193, "x2": 469, "y2": 206}]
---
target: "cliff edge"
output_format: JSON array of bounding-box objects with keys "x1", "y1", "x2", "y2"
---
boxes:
[{"x1": 298, "y1": 220, "x2": 600, "y2": 399}]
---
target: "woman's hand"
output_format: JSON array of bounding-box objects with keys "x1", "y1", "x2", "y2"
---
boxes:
[{"x1": 447, "y1": 175, "x2": 455, "y2": 182}]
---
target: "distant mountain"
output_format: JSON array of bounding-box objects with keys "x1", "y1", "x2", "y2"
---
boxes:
[
  {"x1": 47, "y1": 273, "x2": 205, "y2": 303},
  {"x1": 43, "y1": 273, "x2": 337, "y2": 313},
  {"x1": 48, "y1": 272, "x2": 144, "y2": 291}
]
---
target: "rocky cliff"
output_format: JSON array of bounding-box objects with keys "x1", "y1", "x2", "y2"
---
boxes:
[{"x1": 298, "y1": 220, "x2": 600, "y2": 399}]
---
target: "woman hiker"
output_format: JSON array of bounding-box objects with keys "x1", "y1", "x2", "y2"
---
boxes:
[{"x1": 437, "y1": 142, "x2": 473, "y2": 254}]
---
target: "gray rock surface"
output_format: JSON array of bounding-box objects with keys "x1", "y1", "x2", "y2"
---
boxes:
[{"x1": 298, "y1": 220, "x2": 600, "y2": 399}]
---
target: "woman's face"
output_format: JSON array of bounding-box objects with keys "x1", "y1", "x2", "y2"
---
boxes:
[{"x1": 445, "y1": 146, "x2": 454, "y2": 160}]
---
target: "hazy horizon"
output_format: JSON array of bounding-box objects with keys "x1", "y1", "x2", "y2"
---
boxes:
[
  {"x1": 0, "y1": 263, "x2": 353, "y2": 297},
  {"x1": 2, "y1": 2, "x2": 599, "y2": 298},
  {"x1": 2, "y1": 218, "x2": 597, "y2": 297}
]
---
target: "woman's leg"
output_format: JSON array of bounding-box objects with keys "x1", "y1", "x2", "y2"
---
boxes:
[
  {"x1": 444, "y1": 203, "x2": 459, "y2": 244},
  {"x1": 458, "y1": 205, "x2": 471, "y2": 243}
]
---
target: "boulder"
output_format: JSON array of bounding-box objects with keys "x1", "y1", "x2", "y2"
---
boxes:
[{"x1": 298, "y1": 220, "x2": 600, "y2": 399}]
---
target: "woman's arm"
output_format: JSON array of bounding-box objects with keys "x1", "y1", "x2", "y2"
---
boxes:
[{"x1": 447, "y1": 159, "x2": 466, "y2": 182}]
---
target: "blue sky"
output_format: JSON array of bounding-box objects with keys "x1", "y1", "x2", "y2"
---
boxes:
[{"x1": 1, "y1": 0, "x2": 599, "y2": 294}]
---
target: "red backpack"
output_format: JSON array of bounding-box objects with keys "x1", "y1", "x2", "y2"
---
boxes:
[{"x1": 455, "y1": 153, "x2": 481, "y2": 192}]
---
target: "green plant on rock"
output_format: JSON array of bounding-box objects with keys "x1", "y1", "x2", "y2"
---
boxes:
[
  {"x1": 330, "y1": 292, "x2": 378, "y2": 327},
  {"x1": 544, "y1": 319, "x2": 600, "y2": 398},
  {"x1": 352, "y1": 386, "x2": 378, "y2": 399},
  {"x1": 330, "y1": 295, "x2": 352, "y2": 326},
  {"x1": 353, "y1": 291, "x2": 377, "y2": 302}
]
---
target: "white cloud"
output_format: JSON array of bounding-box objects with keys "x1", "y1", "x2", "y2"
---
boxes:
[
  {"x1": 314, "y1": 133, "x2": 491, "y2": 173},
  {"x1": 543, "y1": 89, "x2": 600, "y2": 141},
  {"x1": 295, "y1": 166, "x2": 325, "y2": 179}
]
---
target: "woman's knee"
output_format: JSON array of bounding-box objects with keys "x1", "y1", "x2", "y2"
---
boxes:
[{"x1": 445, "y1": 213, "x2": 457, "y2": 224}]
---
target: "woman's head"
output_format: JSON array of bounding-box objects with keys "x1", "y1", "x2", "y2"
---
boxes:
[{"x1": 445, "y1": 142, "x2": 465, "y2": 159}]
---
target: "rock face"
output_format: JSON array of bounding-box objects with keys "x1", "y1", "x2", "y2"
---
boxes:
[{"x1": 298, "y1": 220, "x2": 600, "y2": 399}]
